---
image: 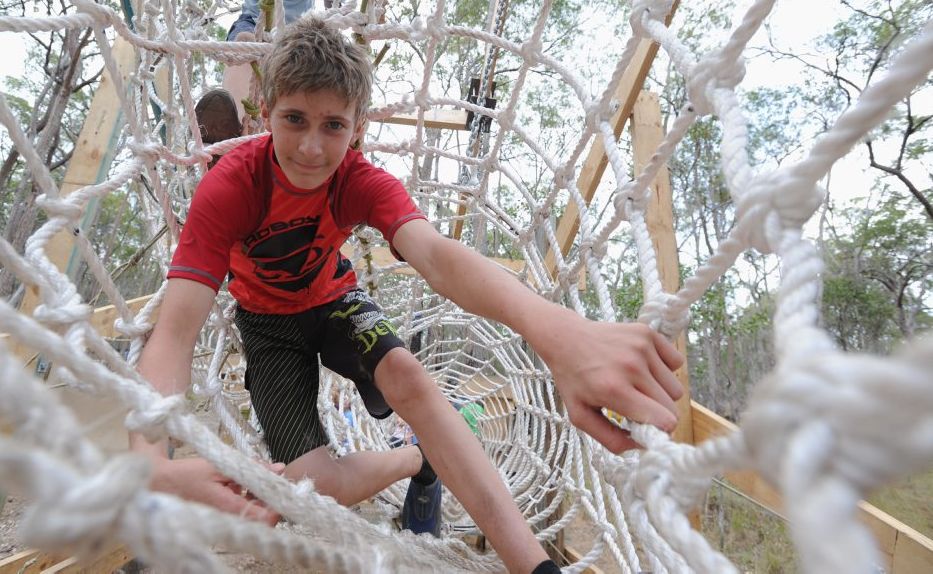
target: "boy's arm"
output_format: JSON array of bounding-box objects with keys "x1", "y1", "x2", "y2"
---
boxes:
[
  {"x1": 392, "y1": 219, "x2": 685, "y2": 453},
  {"x1": 130, "y1": 278, "x2": 216, "y2": 458},
  {"x1": 131, "y1": 278, "x2": 280, "y2": 523}
]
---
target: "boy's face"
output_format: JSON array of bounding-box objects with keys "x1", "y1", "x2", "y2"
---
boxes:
[{"x1": 261, "y1": 89, "x2": 365, "y2": 189}]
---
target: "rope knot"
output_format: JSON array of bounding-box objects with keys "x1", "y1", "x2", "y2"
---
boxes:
[
  {"x1": 408, "y1": 17, "x2": 427, "y2": 43},
  {"x1": 519, "y1": 39, "x2": 543, "y2": 64},
  {"x1": 32, "y1": 300, "x2": 92, "y2": 327},
  {"x1": 630, "y1": 0, "x2": 673, "y2": 38},
  {"x1": 19, "y1": 455, "x2": 151, "y2": 555},
  {"x1": 553, "y1": 166, "x2": 573, "y2": 190},
  {"x1": 128, "y1": 140, "x2": 163, "y2": 164},
  {"x1": 737, "y1": 173, "x2": 826, "y2": 254},
  {"x1": 637, "y1": 292, "x2": 686, "y2": 337},
  {"x1": 498, "y1": 109, "x2": 515, "y2": 131},
  {"x1": 630, "y1": 424, "x2": 711, "y2": 511},
  {"x1": 72, "y1": 0, "x2": 114, "y2": 25},
  {"x1": 687, "y1": 52, "x2": 747, "y2": 116},
  {"x1": 114, "y1": 317, "x2": 152, "y2": 338},
  {"x1": 35, "y1": 195, "x2": 83, "y2": 220},
  {"x1": 125, "y1": 395, "x2": 187, "y2": 442}
]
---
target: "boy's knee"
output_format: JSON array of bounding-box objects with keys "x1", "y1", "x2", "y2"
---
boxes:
[{"x1": 374, "y1": 348, "x2": 433, "y2": 408}]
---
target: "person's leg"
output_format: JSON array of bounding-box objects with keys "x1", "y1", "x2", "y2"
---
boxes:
[
  {"x1": 318, "y1": 289, "x2": 546, "y2": 567},
  {"x1": 374, "y1": 349, "x2": 548, "y2": 574},
  {"x1": 235, "y1": 308, "x2": 330, "y2": 463},
  {"x1": 221, "y1": 30, "x2": 255, "y2": 120},
  {"x1": 283, "y1": 443, "x2": 423, "y2": 506}
]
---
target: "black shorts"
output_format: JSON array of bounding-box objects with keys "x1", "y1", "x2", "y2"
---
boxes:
[{"x1": 234, "y1": 289, "x2": 405, "y2": 463}]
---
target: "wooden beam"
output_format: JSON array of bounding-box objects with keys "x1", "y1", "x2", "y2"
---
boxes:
[
  {"x1": 630, "y1": 91, "x2": 693, "y2": 445},
  {"x1": 543, "y1": 2, "x2": 679, "y2": 278},
  {"x1": 340, "y1": 244, "x2": 527, "y2": 276},
  {"x1": 0, "y1": 549, "x2": 64, "y2": 574},
  {"x1": 691, "y1": 401, "x2": 933, "y2": 573},
  {"x1": 12, "y1": 36, "x2": 136, "y2": 361},
  {"x1": 0, "y1": 546, "x2": 132, "y2": 574},
  {"x1": 39, "y1": 546, "x2": 132, "y2": 574},
  {"x1": 564, "y1": 545, "x2": 607, "y2": 574},
  {"x1": 377, "y1": 109, "x2": 470, "y2": 131}
]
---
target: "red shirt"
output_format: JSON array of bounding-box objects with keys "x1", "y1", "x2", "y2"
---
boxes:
[{"x1": 168, "y1": 135, "x2": 425, "y2": 314}]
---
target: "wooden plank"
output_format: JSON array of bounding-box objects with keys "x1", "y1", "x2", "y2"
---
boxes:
[
  {"x1": 340, "y1": 244, "x2": 527, "y2": 276},
  {"x1": 691, "y1": 400, "x2": 933, "y2": 573},
  {"x1": 691, "y1": 402, "x2": 785, "y2": 513},
  {"x1": 0, "y1": 549, "x2": 64, "y2": 574},
  {"x1": 630, "y1": 91, "x2": 692, "y2": 446},
  {"x1": 378, "y1": 109, "x2": 469, "y2": 131},
  {"x1": 39, "y1": 546, "x2": 132, "y2": 574},
  {"x1": 543, "y1": 2, "x2": 679, "y2": 278},
  {"x1": 87, "y1": 294, "x2": 158, "y2": 339},
  {"x1": 860, "y1": 501, "x2": 933, "y2": 574},
  {"x1": 564, "y1": 545, "x2": 606, "y2": 574}
]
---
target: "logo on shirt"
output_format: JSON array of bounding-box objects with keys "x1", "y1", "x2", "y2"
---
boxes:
[{"x1": 243, "y1": 216, "x2": 334, "y2": 292}]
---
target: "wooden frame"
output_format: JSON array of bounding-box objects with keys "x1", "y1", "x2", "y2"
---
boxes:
[{"x1": 692, "y1": 402, "x2": 933, "y2": 573}]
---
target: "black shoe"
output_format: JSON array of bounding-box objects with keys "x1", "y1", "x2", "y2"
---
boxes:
[{"x1": 194, "y1": 88, "x2": 240, "y2": 144}]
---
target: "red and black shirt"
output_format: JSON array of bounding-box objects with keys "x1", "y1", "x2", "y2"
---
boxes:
[{"x1": 168, "y1": 135, "x2": 425, "y2": 314}]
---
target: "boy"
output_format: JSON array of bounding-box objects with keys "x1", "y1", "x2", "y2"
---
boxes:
[{"x1": 133, "y1": 17, "x2": 684, "y2": 574}]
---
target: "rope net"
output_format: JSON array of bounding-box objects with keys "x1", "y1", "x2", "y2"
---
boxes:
[{"x1": 1, "y1": 0, "x2": 932, "y2": 572}]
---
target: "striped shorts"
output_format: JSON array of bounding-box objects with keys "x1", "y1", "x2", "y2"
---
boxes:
[{"x1": 234, "y1": 289, "x2": 404, "y2": 463}]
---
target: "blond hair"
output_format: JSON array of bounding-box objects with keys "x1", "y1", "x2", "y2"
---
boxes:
[{"x1": 261, "y1": 17, "x2": 372, "y2": 120}]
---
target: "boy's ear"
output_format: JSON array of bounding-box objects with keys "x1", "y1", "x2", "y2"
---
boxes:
[
  {"x1": 351, "y1": 118, "x2": 367, "y2": 150},
  {"x1": 260, "y1": 100, "x2": 272, "y2": 132}
]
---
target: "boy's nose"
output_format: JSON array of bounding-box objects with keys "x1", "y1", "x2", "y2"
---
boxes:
[{"x1": 298, "y1": 132, "x2": 323, "y2": 156}]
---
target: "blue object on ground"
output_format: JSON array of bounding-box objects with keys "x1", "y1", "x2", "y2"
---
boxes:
[{"x1": 400, "y1": 477, "x2": 443, "y2": 537}]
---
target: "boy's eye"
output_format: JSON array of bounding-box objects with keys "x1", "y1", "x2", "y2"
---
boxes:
[
  {"x1": 285, "y1": 114, "x2": 303, "y2": 124},
  {"x1": 326, "y1": 120, "x2": 345, "y2": 130}
]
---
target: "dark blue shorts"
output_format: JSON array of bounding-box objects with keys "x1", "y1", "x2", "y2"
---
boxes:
[
  {"x1": 235, "y1": 289, "x2": 405, "y2": 463},
  {"x1": 226, "y1": 13, "x2": 257, "y2": 41}
]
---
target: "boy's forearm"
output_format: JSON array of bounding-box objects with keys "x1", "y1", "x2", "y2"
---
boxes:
[
  {"x1": 130, "y1": 336, "x2": 195, "y2": 460},
  {"x1": 128, "y1": 279, "x2": 215, "y2": 460},
  {"x1": 421, "y1": 237, "x2": 584, "y2": 357}
]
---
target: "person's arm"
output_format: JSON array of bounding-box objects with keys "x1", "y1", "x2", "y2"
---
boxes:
[
  {"x1": 392, "y1": 219, "x2": 684, "y2": 453},
  {"x1": 131, "y1": 278, "x2": 281, "y2": 523},
  {"x1": 130, "y1": 278, "x2": 215, "y2": 458}
]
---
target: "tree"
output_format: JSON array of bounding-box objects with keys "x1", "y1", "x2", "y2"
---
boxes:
[
  {"x1": 761, "y1": 0, "x2": 933, "y2": 219},
  {"x1": 0, "y1": 0, "x2": 100, "y2": 303}
]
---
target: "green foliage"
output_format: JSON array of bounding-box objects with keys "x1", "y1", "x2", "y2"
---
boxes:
[
  {"x1": 700, "y1": 484, "x2": 796, "y2": 573},
  {"x1": 822, "y1": 274, "x2": 898, "y2": 351}
]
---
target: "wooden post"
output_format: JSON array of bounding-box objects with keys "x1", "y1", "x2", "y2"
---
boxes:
[
  {"x1": 630, "y1": 91, "x2": 693, "y2": 446},
  {"x1": 543, "y1": 1, "x2": 679, "y2": 278},
  {"x1": 630, "y1": 91, "x2": 697, "y2": 531}
]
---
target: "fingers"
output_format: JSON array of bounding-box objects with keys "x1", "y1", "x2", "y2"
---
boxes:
[
  {"x1": 209, "y1": 486, "x2": 280, "y2": 526},
  {"x1": 568, "y1": 404, "x2": 641, "y2": 454},
  {"x1": 263, "y1": 462, "x2": 287, "y2": 475},
  {"x1": 645, "y1": 349, "x2": 684, "y2": 409},
  {"x1": 651, "y1": 330, "x2": 685, "y2": 371},
  {"x1": 614, "y1": 386, "x2": 678, "y2": 432}
]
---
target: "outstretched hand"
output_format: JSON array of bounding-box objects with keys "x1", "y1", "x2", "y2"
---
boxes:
[
  {"x1": 539, "y1": 318, "x2": 685, "y2": 453},
  {"x1": 149, "y1": 457, "x2": 285, "y2": 526}
]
